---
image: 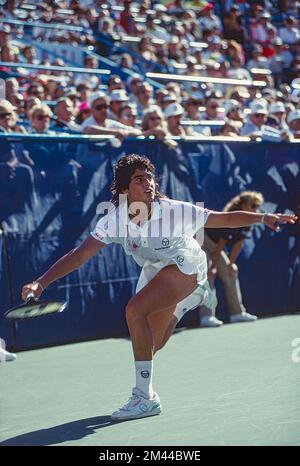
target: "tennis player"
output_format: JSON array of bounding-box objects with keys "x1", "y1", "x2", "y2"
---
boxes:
[{"x1": 22, "y1": 154, "x2": 297, "y2": 421}]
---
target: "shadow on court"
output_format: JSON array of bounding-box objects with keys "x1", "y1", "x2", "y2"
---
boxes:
[{"x1": 0, "y1": 415, "x2": 122, "y2": 446}]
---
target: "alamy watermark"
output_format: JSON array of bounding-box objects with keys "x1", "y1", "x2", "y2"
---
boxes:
[
  {"x1": 291, "y1": 338, "x2": 300, "y2": 363},
  {"x1": 94, "y1": 195, "x2": 207, "y2": 246}
]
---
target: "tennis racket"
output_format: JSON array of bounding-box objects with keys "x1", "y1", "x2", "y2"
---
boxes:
[{"x1": 4, "y1": 293, "x2": 67, "y2": 320}]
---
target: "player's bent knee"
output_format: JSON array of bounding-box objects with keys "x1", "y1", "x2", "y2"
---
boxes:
[{"x1": 125, "y1": 302, "x2": 145, "y2": 324}]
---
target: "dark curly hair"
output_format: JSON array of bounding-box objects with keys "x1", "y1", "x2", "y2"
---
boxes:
[{"x1": 110, "y1": 154, "x2": 165, "y2": 206}]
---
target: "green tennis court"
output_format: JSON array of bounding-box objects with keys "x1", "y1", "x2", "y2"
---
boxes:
[{"x1": 1, "y1": 315, "x2": 300, "y2": 446}]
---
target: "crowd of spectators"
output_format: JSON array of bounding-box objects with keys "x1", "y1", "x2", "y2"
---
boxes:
[{"x1": 0, "y1": 0, "x2": 299, "y2": 142}]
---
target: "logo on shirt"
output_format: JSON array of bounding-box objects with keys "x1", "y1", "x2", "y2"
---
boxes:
[
  {"x1": 141, "y1": 370, "x2": 150, "y2": 378},
  {"x1": 177, "y1": 255, "x2": 184, "y2": 264},
  {"x1": 162, "y1": 238, "x2": 170, "y2": 247},
  {"x1": 95, "y1": 232, "x2": 105, "y2": 240}
]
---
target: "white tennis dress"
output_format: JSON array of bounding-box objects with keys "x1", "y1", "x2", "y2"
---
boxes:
[{"x1": 91, "y1": 198, "x2": 216, "y2": 321}]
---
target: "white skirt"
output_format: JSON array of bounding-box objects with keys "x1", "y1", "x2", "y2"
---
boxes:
[{"x1": 136, "y1": 260, "x2": 216, "y2": 322}]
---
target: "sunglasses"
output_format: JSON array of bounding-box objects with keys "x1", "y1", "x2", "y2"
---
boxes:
[
  {"x1": 123, "y1": 113, "x2": 136, "y2": 119},
  {"x1": 149, "y1": 115, "x2": 162, "y2": 121},
  {"x1": 251, "y1": 203, "x2": 261, "y2": 209},
  {"x1": 36, "y1": 114, "x2": 50, "y2": 120},
  {"x1": 93, "y1": 103, "x2": 108, "y2": 111},
  {"x1": 253, "y1": 113, "x2": 266, "y2": 118},
  {"x1": 0, "y1": 112, "x2": 12, "y2": 118}
]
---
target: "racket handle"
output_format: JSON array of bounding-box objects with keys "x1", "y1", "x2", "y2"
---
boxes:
[{"x1": 26, "y1": 292, "x2": 37, "y2": 303}]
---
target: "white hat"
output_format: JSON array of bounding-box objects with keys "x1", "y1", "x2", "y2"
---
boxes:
[
  {"x1": 89, "y1": 91, "x2": 107, "y2": 107},
  {"x1": 164, "y1": 103, "x2": 184, "y2": 118},
  {"x1": 269, "y1": 101, "x2": 285, "y2": 114},
  {"x1": 0, "y1": 99, "x2": 16, "y2": 113},
  {"x1": 224, "y1": 99, "x2": 240, "y2": 115},
  {"x1": 162, "y1": 93, "x2": 177, "y2": 104},
  {"x1": 110, "y1": 90, "x2": 129, "y2": 102},
  {"x1": 249, "y1": 100, "x2": 268, "y2": 115},
  {"x1": 287, "y1": 110, "x2": 300, "y2": 125},
  {"x1": 126, "y1": 73, "x2": 142, "y2": 86},
  {"x1": 291, "y1": 88, "x2": 300, "y2": 103},
  {"x1": 291, "y1": 78, "x2": 300, "y2": 90}
]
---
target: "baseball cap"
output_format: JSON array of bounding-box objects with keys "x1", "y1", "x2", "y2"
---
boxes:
[
  {"x1": 224, "y1": 99, "x2": 241, "y2": 115},
  {"x1": 269, "y1": 101, "x2": 285, "y2": 114},
  {"x1": 0, "y1": 99, "x2": 16, "y2": 114},
  {"x1": 89, "y1": 91, "x2": 108, "y2": 107},
  {"x1": 110, "y1": 90, "x2": 129, "y2": 102},
  {"x1": 287, "y1": 110, "x2": 300, "y2": 124},
  {"x1": 291, "y1": 88, "x2": 300, "y2": 103},
  {"x1": 249, "y1": 100, "x2": 268, "y2": 115},
  {"x1": 164, "y1": 103, "x2": 184, "y2": 118}
]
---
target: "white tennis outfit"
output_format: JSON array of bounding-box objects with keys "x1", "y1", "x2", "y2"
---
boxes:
[{"x1": 91, "y1": 198, "x2": 216, "y2": 321}]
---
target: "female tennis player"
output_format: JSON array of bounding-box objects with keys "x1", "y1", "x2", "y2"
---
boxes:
[{"x1": 22, "y1": 154, "x2": 297, "y2": 421}]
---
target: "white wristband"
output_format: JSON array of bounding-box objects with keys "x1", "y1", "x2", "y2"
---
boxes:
[
  {"x1": 261, "y1": 214, "x2": 267, "y2": 224},
  {"x1": 33, "y1": 281, "x2": 44, "y2": 292}
]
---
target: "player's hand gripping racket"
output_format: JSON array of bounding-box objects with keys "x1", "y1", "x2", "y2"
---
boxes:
[{"x1": 5, "y1": 283, "x2": 67, "y2": 320}]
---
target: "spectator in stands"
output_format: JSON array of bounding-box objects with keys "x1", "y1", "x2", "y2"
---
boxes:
[
  {"x1": 9, "y1": 93, "x2": 24, "y2": 117},
  {"x1": 202, "y1": 97, "x2": 224, "y2": 121},
  {"x1": 279, "y1": 16, "x2": 300, "y2": 46},
  {"x1": 0, "y1": 24, "x2": 11, "y2": 48},
  {"x1": 219, "y1": 119, "x2": 242, "y2": 137},
  {"x1": 137, "y1": 35, "x2": 157, "y2": 65},
  {"x1": 184, "y1": 97, "x2": 211, "y2": 136},
  {"x1": 223, "y1": 5, "x2": 245, "y2": 44},
  {"x1": 201, "y1": 191, "x2": 264, "y2": 327},
  {"x1": 26, "y1": 83, "x2": 45, "y2": 100},
  {"x1": 119, "y1": 53, "x2": 139, "y2": 73},
  {"x1": 240, "y1": 100, "x2": 268, "y2": 137},
  {"x1": 29, "y1": 104, "x2": 54, "y2": 134},
  {"x1": 5, "y1": 77, "x2": 19, "y2": 100},
  {"x1": 269, "y1": 101, "x2": 288, "y2": 131},
  {"x1": 53, "y1": 97, "x2": 80, "y2": 132},
  {"x1": 76, "y1": 83, "x2": 91, "y2": 106},
  {"x1": 24, "y1": 97, "x2": 41, "y2": 123},
  {"x1": 108, "y1": 89, "x2": 129, "y2": 121},
  {"x1": 246, "y1": 44, "x2": 269, "y2": 70},
  {"x1": 184, "y1": 97, "x2": 203, "y2": 120},
  {"x1": 74, "y1": 55, "x2": 100, "y2": 89},
  {"x1": 0, "y1": 99, "x2": 26, "y2": 134},
  {"x1": 135, "y1": 82, "x2": 155, "y2": 116},
  {"x1": 228, "y1": 55, "x2": 251, "y2": 80},
  {"x1": 198, "y1": 2, "x2": 222, "y2": 33},
  {"x1": 81, "y1": 91, "x2": 140, "y2": 138},
  {"x1": 141, "y1": 105, "x2": 168, "y2": 139},
  {"x1": 224, "y1": 99, "x2": 244, "y2": 123},
  {"x1": 0, "y1": 43, "x2": 19, "y2": 63},
  {"x1": 76, "y1": 102, "x2": 91, "y2": 125},
  {"x1": 226, "y1": 39, "x2": 245, "y2": 66},
  {"x1": 64, "y1": 88, "x2": 80, "y2": 110},
  {"x1": 107, "y1": 76, "x2": 123, "y2": 95},
  {"x1": 165, "y1": 103, "x2": 189, "y2": 137},
  {"x1": 249, "y1": 10, "x2": 272, "y2": 45},
  {"x1": 22, "y1": 45, "x2": 38, "y2": 65},
  {"x1": 161, "y1": 94, "x2": 178, "y2": 112},
  {"x1": 118, "y1": 104, "x2": 137, "y2": 128},
  {"x1": 127, "y1": 74, "x2": 143, "y2": 104},
  {"x1": 241, "y1": 100, "x2": 291, "y2": 141},
  {"x1": 287, "y1": 110, "x2": 300, "y2": 139}
]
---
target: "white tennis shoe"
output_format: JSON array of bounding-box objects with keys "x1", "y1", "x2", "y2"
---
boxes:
[
  {"x1": 0, "y1": 347, "x2": 17, "y2": 362},
  {"x1": 111, "y1": 389, "x2": 162, "y2": 421},
  {"x1": 230, "y1": 312, "x2": 257, "y2": 323}
]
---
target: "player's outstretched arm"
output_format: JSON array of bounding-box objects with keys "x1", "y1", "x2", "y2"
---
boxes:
[
  {"x1": 22, "y1": 236, "x2": 106, "y2": 301},
  {"x1": 206, "y1": 211, "x2": 297, "y2": 231}
]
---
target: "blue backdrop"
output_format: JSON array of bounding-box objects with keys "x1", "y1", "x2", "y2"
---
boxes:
[{"x1": 1, "y1": 137, "x2": 299, "y2": 350}]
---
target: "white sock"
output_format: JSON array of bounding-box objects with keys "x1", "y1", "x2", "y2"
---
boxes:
[{"x1": 135, "y1": 360, "x2": 154, "y2": 399}]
